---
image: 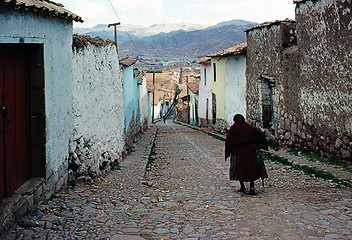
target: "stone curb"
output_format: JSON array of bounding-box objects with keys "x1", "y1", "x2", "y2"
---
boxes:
[{"x1": 142, "y1": 126, "x2": 158, "y2": 178}]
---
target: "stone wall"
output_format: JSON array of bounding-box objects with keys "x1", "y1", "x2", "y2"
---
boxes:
[
  {"x1": 247, "y1": 4, "x2": 352, "y2": 162},
  {"x1": 0, "y1": 161, "x2": 68, "y2": 235},
  {"x1": 71, "y1": 35, "x2": 125, "y2": 180},
  {"x1": 214, "y1": 119, "x2": 228, "y2": 133},
  {"x1": 291, "y1": 0, "x2": 352, "y2": 161},
  {"x1": 246, "y1": 21, "x2": 297, "y2": 134},
  {"x1": 177, "y1": 106, "x2": 189, "y2": 123}
]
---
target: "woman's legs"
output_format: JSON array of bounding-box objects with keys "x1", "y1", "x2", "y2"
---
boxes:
[
  {"x1": 239, "y1": 181, "x2": 246, "y2": 192},
  {"x1": 249, "y1": 181, "x2": 256, "y2": 195}
]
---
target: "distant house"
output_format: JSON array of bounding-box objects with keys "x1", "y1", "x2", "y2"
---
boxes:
[
  {"x1": 187, "y1": 78, "x2": 200, "y2": 125},
  {"x1": 207, "y1": 42, "x2": 247, "y2": 131},
  {"x1": 146, "y1": 71, "x2": 178, "y2": 121},
  {"x1": 291, "y1": 0, "x2": 351, "y2": 161},
  {"x1": 208, "y1": 51, "x2": 226, "y2": 131},
  {"x1": 195, "y1": 56, "x2": 212, "y2": 127},
  {"x1": 136, "y1": 70, "x2": 151, "y2": 130},
  {"x1": 120, "y1": 56, "x2": 139, "y2": 147},
  {"x1": 0, "y1": 0, "x2": 82, "y2": 233}
]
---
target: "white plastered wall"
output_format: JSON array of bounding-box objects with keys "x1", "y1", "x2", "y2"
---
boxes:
[
  {"x1": 0, "y1": 10, "x2": 73, "y2": 177},
  {"x1": 225, "y1": 54, "x2": 247, "y2": 128},
  {"x1": 71, "y1": 43, "x2": 125, "y2": 174}
]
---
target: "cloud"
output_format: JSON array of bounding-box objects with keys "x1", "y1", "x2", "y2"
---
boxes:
[
  {"x1": 61, "y1": 0, "x2": 295, "y2": 28},
  {"x1": 112, "y1": 0, "x2": 163, "y2": 9},
  {"x1": 192, "y1": 0, "x2": 294, "y2": 23}
]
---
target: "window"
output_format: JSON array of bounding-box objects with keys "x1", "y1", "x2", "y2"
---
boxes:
[
  {"x1": 213, "y1": 63, "x2": 216, "y2": 82},
  {"x1": 204, "y1": 68, "x2": 207, "y2": 86}
]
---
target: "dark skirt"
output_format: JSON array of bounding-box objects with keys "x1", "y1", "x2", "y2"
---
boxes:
[{"x1": 230, "y1": 150, "x2": 268, "y2": 181}]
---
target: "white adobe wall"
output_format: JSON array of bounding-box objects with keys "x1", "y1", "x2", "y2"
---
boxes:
[
  {"x1": 152, "y1": 100, "x2": 162, "y2": 120},
  {"x1": 139, "y1": 75, "x2": 149, "y2": 129},
  {"x1": 71, "y1": 43, "x2": 125, "y2": 176},
  {"x1": 0, "y1": 11, "x2": 73, "y2": 178},
  {"x1": 190, "y1": 91, "x2": 199, "y2": 125},
  {"x1": 225, "y1": 54, "x2": 247, "y2": 128},
  {"x1": 198, "y1": 63, "x2": 212, "y2": 125}
]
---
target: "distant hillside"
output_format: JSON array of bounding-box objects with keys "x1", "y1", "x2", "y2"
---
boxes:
[
  {"x1": 74, "y1": 20, "x2": 258, "y2": 60},
  {"x1": 74, "y1": 23, "x2": 210, "y2": 44},
  {"x1": 119, "y1": 21, "x2": 258, "y2": 60}
]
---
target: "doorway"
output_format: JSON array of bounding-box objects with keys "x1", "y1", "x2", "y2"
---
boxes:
[
  {"x1": 261, "y1": 77, "x2": 274, "y2": 130},
  {"x1": 0, "y1": 44, "x2": 45, "y2": 202},
  {"x1": 0, "y1": 47, "x2": 29, "y2": 201},
  {"x1": 212, "y1": 93, "x2": 216, "y2": 124}
]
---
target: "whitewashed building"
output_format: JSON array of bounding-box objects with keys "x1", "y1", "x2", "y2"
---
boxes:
[
  {"x1": 224, "y1": 43, "x2": 247, "y2": 128},
  {"x1": 207, "y1": 42, "x2": 247, "y2": 130},
  {"x1": 0, "y1": 0, "x2": 82, "y2": 233},
  {"x1": 195, "y1": 56, "x2": 213, "y2": 127},
  {"x1": 136, "y1": 70, "x2": 151, "y2": 130},
  {"x1": 187, "y1": 79, "x2": 200, "y2": 125}
]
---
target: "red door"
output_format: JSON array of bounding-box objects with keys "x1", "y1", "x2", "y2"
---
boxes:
[{"x1": 0, "y1": 47, "x2": 29, "y2": 202}]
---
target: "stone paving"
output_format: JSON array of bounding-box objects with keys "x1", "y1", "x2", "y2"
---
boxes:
[{"x1": 2, "y1": 121, "x2": 352, "y2": 239}]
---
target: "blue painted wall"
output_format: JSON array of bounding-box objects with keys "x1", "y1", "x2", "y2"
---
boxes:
[{"x1": 123, "y1": 65, "x2": 140, "y2": 133}]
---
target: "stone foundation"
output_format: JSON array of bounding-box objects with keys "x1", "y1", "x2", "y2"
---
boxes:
[
  {"x1": 277, "y1": 111, "x2": 352, "y2": 163},
  {"x1": 177, "y1": 107, "x2": 189, "y2": 123},
  {"x1": 214, "y1": 119, "x2": 228, "y2": 133},
  {"x1": 0, "y1": 161, "x2": 68, "y2": 235},
  {"x1": 198, "y1": 118, "x2": 209, "y2": 127}
]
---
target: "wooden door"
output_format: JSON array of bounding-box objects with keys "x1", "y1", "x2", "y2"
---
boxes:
[{"x1": 0, "y1": 48, "x2": 29, "y2": 202}]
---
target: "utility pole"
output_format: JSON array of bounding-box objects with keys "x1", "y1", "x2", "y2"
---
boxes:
[
  {"x1": 152, "y1": 72, "x2": 155, "y2": 123},
  {"x1": 108, "y1": 22, "x2": 120, "y2": 54}
]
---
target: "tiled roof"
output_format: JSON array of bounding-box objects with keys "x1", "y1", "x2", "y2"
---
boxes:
[
  {"x1": 195, "y1": 56, "x2": 211, "y2": 64},
  {"x1": 187, "y1": 80, "x2": 199, "y2": 94},
  {"x1": 245, "y1": 19, "x2": 295, "y2": 32},
  {"x1": 0, "y1": 0, "x2": 83, "y2": 22},
  {"x1": 133, "y1": 69, "x2": 145, "y2": 85},
  {"x1": 146, "y1": 71, "x2": 178, "y2": 104},
  {"x1": 207, "y1": 41, "x2": 247, "y2": 58},
  {"x1": 119, "y1": 56, "x2": 137, "y2": 67}
]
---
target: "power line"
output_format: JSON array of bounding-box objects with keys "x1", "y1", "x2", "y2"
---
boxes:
[
  {"x1": 147, "y1": 0, "x2": 168, "y2": 58},
  {"x1": 164, "y1": 0, "x2": 172, "y2": 27},
  {"x1": 107, "y1": 0, "x2": 141, "y2": 57}
]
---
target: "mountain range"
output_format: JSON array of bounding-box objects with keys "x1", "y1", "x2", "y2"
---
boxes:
[{"x1": 74, "y1": 20, "x2": 258, "y2": 60}]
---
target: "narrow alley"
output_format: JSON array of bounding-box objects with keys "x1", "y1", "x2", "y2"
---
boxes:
[{"x1": 3, "y1": 122, "x2": 352, "y2": 239}]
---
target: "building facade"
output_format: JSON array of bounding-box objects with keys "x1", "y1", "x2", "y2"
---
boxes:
[
  {"x1": 245, "y1": 20, "x2": 297, "y2": 135},
  {"x1": 209, "y1": 56, "x2": 226, "y2": 131},
  {"x1": 195, "y1": 56, "x2": 213, "y2": 127},
  {"x1": 208, "y1": 42, "x2": 248, "y2": 131},
  {"x1": 0, "y1": 0, "x2": 82, "y2": 233},
  {"x1": 291, "y1": 0, "x2": 352, "y2": 161},
  {"x1": 120, "y1": 56, "x2": 139, "y2": 147}
]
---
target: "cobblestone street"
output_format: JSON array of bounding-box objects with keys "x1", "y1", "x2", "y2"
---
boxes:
[{"x1": 3, "y1": 121, "x2": 352, "y2": 239}]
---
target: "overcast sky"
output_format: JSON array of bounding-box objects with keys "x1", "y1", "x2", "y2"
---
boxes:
[{"x1": 58, "y1": 0, "x2": 296, "y2": 28}]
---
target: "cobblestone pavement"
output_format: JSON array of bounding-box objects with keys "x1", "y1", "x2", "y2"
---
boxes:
[{"x1": 2, "y1": 121, "x2": 352, "y2": 239}]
